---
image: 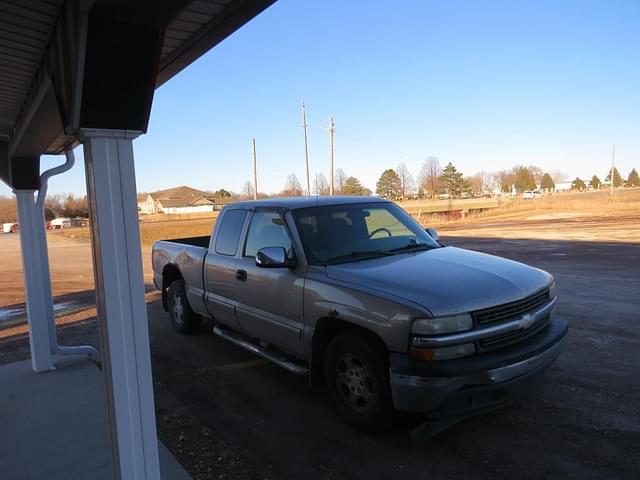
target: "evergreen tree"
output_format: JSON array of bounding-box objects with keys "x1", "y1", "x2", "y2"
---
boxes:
[
  {"x1": 627, "y1": 168, "x2": 640, "y2": 187},
  {"x1": 590, "y1": 175, "x2": 601, "y2": 190},
  {"x1": 375, "y1": 169, "x2": 401, "y2": 198},
  {"x1": 605, "y1": 167, "x2": 623, "y2": 187},
  {"x1": 541, "y1": 173, "x2": 555, "y2": 192},
  {"x1": 437, "y1": 162, "x2": 465, "y2": 197},
  {"x1": 571, "y1": 177, "x2": 586, "y2": 191},
  {"x1": 343, "y1": 176, "x2": 369, "y2": 196}
]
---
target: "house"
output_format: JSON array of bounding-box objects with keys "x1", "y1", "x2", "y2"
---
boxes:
[
  {"x1": 138, "y1": 186, "x2": 229, "y2": 214},
  {"x1": 554, "y1": 181, "x2": 573, "y2": 192}
]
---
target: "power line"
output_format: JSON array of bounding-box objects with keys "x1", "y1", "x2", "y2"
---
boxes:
[{"x1": 306, "y1": 121, "x2": 426, "y2": 164}]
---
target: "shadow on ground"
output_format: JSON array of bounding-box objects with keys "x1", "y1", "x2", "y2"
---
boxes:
[{"x1": 2, "y1": 237, "x2": 638, "y2": 479}]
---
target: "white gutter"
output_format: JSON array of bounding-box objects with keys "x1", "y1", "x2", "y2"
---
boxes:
[{"x1": 37, "y1": 148, "x2": 101, "y2": 364}]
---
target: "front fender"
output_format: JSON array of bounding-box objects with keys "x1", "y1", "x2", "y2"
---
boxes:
[{"x1": 303, "y1": 273, "x2": 427, "y2": 355}]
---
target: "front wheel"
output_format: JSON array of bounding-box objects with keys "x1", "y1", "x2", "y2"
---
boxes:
[
  {"x1": 324, "y1": 331, "x2": 392, "y2": 428},
  {"x1": 167, "y1": 279, "x2": 201, "y2": 334}
]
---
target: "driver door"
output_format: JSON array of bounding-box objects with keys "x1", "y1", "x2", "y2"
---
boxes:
[{"x1": 234, "y1": 210, "x2": 305, "y2": 358}]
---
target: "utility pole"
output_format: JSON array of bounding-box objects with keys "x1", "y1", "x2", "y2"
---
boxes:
[
  {"x1": 329, "y1": 116, "x2": 335, "y2": 196},
  {"x1": 301, "y1": 101, "x2": 311, "y2": 196},
  {"x1": 610, "y1": 144, "x2": 615, "y2": 196},
  {"x1": 252, "y1": 138, "x2": 258, "y2": 200}
]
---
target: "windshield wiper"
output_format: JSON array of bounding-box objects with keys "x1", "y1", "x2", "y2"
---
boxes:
[
  {"x1": 385, "y1": 242, "x2": 436, "y2": 253},
  {"x1": 326, "y1": 250, "x2": 395, "y2": 264}
]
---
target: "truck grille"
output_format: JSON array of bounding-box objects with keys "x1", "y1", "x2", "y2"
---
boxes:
[
  {"x1": 472, "y1": 288, "x2": 550, "y2": 325},
  {"x1": 478, "y1": 314, "x2": 550, "y2": 351}
]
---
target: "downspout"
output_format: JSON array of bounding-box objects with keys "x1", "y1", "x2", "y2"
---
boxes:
[{"x1": 36, "y1": 148, "x2": 101, "y2": 365}]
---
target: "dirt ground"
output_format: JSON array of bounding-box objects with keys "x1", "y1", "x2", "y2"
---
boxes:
[
  {"x1": 1, "y1": 192, "x2": 639, "y2": 478},
  {"x1": 437, "y1": 212, "x2": 640, "y2": 243},
  {"x1": 1, "y1": 235, "x2": 638, "y2": 479},
  {"x1": 0, "y1": 234, "x2": 153, "y2": 311},
  {"x1": 2, "y1": 193, "x2": 638, "y2": 312}
]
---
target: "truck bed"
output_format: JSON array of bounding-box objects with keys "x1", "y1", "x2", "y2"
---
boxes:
[
  {"x1": 162, "y1": 235, "x2": 210, "y2": 248},
  {"x1": 152, "y1": 237, "x2": 210, "y2": 306}
]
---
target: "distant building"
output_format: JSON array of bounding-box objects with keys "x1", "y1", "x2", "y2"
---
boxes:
[
  {"x1": 554, "y1": 181, "x2": 572, "y2": 192},
  {"x1": 138, "y1": 186, "x2": 230, "y2": 214},
  {"x1": 50, "y1": 218, "x2": 71, "y2": 229},
  {"x1": 2, "y1": 223, "x2": 19, "y2": 233}
]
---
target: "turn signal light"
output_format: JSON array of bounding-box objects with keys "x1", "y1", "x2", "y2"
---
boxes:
[{"x1": 409, "y1": 342, "x2": 475, "y2": 361}]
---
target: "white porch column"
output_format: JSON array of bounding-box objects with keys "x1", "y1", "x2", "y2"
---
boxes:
[
  {"x1": 14, "y1": 190, "x2": 55, "y2": 373},
  {"x1": 82, "y1": 131, "x2": 160, "y2": 480}
]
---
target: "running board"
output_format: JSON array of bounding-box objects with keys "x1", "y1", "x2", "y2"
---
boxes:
[{"x1": 213, "y1": 325, "x2": 309, "y2": 376}]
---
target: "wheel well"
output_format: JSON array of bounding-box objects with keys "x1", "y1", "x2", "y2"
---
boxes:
[
  {"x1": 310, "y1": 317, "x2": 388, "y2": 385},
  {"x1": 161, "y1": 264, "x2": 183, "y2": 311}
]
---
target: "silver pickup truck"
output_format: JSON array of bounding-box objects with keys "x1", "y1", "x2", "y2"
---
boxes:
[{"x1": 152, "y1": 196, "x2": 567, "y2": 430}]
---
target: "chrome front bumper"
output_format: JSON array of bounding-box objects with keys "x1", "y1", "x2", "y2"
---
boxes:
[{"x1": 390, "y1": 317, "x2": 567, "y2": 415}]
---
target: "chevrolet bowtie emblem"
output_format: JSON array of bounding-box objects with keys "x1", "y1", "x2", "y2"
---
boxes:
[{"x1": 519, "y1": 313, "x2": 536, "y2": 329}]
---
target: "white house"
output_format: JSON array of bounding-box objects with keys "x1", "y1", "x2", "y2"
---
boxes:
[
  {"x1": 2, "y1": 222, "x2": 18, "y2": 233},
  {"x1": 50, "y1": 218, "x2": 71, "y2": 229},
  {"x1": 554, "y1": 181, "x2": 573, "y2": 192}
]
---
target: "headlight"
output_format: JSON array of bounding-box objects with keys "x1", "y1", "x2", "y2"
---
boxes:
[
  {"x1": 548, "y1": 281, "x2": 557, "y2": 300},
  {"x1": 411, "y1": 314, "x2": 473, "y2": 335}
]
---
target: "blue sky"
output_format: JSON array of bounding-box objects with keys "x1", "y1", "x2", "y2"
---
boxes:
[{"x1": 4, "y1": 0, "x2": 640, "y2": 196}]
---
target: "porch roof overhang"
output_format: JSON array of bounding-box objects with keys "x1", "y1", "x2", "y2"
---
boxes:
[{"x1": 0, "y1": 0, "x2": 275, "y2": 190}]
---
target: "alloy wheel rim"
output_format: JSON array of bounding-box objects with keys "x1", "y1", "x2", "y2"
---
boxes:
[
  {"x1": 172, "y1": 294, "x2": 184, "y2": 325},
  {"x1": 336, "y1": 354, "x2": 374, "y2": 411}
]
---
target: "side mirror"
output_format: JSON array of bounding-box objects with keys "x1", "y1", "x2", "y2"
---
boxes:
[
  {"x1": 425, "y1": 227, "x2": 439, "y2": 241},
  {"x1": 256, "y1": 246, "x2": 296, "y2": 268}
]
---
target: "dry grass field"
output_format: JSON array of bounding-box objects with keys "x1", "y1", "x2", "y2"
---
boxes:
[
  {"x1": 49, "y1": 188, "x2": 640, "y2": 246},
  {"x1": 431, "y1": 188, "x2": 640, "y2": 243},
  {"x1": 51, "y1": 213, "x2": 219, "y2": 246}
]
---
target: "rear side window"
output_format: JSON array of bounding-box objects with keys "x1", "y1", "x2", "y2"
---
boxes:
[{"x1": 214, "y1": 210, "x2": 247, "y2": 256}]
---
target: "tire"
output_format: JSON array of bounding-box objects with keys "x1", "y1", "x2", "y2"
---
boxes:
[
  {"x1": 324, "y1": 330, "x2": 392, "y2": 428},
  {"x1": 167, "y1": 279, "x2": 201, "y2": 334}
]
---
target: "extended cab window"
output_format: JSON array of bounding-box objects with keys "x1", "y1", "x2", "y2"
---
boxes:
[
  {"x1": 244, "y1": 211, "x2": 292, "y2": 258},
  {"x1": 214, "y1": 209, "x2": 247, "y2": 256}
]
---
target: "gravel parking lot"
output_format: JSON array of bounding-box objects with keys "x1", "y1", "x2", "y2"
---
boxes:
[{"x1": 2, "y1": 235, "x2": 638, "y2": 479}]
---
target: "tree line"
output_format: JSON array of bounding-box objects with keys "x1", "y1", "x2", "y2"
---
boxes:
[
  {"x1": 0, "y1": 193, "x2": 89, "y2": 223},
  {"x1": 236, "y1": 168, "x2": 372, "y2": 199},
  {"x1": 373, "y1": 158, "x2": 640, "y2": 200}
]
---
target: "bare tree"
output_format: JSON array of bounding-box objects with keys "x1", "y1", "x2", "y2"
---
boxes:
[
  {"x1": 494, "y1": 170, "x2": 516, "y2": 193},
  {"x1": 313, "y1": 173, "x2": 329, "y2": 195},
  {"x1": 550, "y1": 169, "x2": 569, "y2": 183},
  {"x1": 465, "y1": 175, "x2": 484, "y2": 195},
  {"x1": 0, "y1": 196, "x2": 17, "y2": 223},
  {"x1": 527, "y1": 165, "x2": 544, "y2": 185},
  {"x1": 395, "y1": 163, "x2": 413, "y2": 199},
  {"x1": 418, "y1": 156, "x2": 441, "y2": 198},
  {"x1": 476, "y1": 170, "x2": 497, "y2": 194},
  {"x1": 242, "y1": 181, "x2": 255, "y2": 199},
  {"x1": 334, "y1": 168, "x2": 347, "y2": 195},
  {"x1": 283, "y1": 173, "x2": 303, "y2": 196}
]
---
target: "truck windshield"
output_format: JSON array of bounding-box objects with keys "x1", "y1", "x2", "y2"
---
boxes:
[{"x1": 292, "y1": 202, "x2": 440, "y2": 265}]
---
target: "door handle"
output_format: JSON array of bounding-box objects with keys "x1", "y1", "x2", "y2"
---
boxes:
[{"x1": 235, "y1": 269, "x2": 247, "y2": 281}]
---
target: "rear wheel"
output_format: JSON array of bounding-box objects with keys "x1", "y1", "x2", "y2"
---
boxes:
[
  {"x1": 167, "y1": 279, "x2": 201, "y2": 333},
  {"x1": 324, "y1": 331, "x2": 392, "y2": 428}
]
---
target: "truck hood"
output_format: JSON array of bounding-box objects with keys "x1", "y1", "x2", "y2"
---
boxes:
[{"x1": 325, "y1": 246, "x2": 552, "y2": 316}]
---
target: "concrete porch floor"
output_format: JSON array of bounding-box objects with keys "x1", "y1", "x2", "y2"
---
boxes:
[{"x1": 0, "y1": 354, "x2": 190, "y2": 479}]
